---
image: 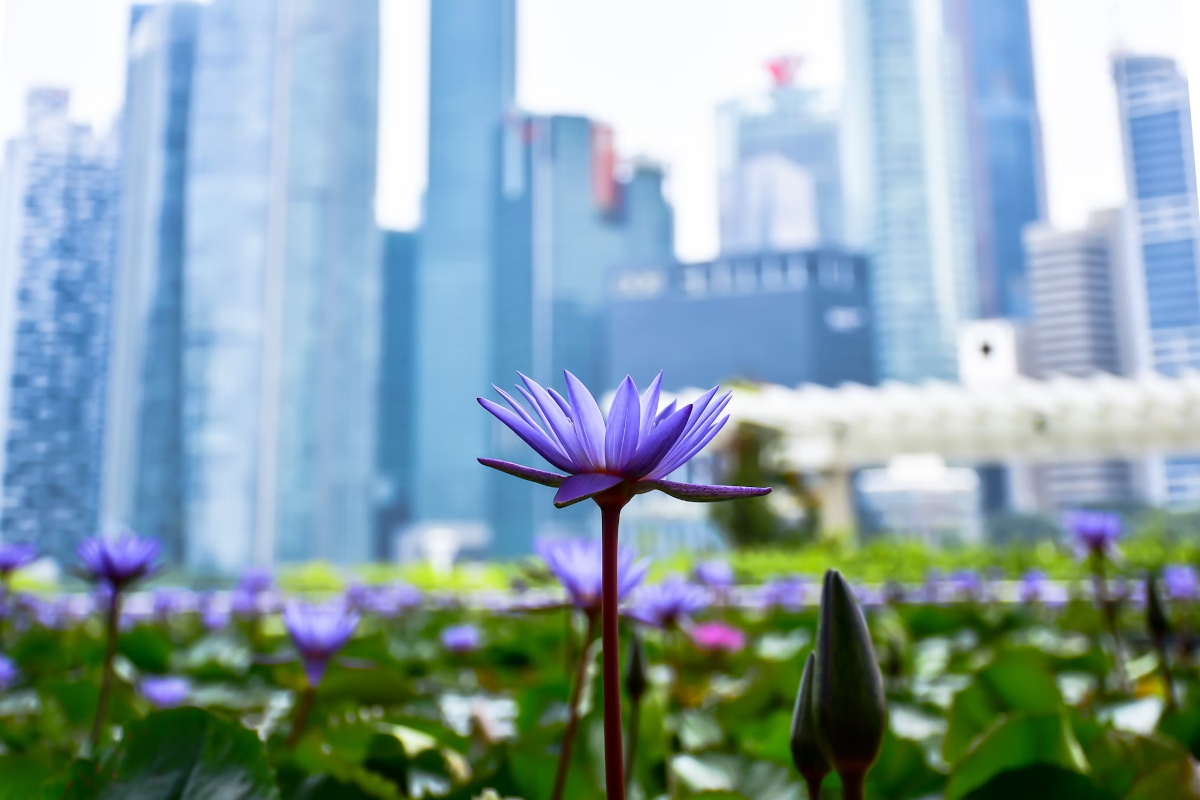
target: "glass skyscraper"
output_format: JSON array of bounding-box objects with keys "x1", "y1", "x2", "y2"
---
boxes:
[
  {"x1": 1113, "y1": 55, "x2": 1200, "y2": 505},
  {"x1": 0, "y1": 90, "x2": 119, "y2": 560},
  {"x1": 951, "y1": 0, "x2": 1044, "y2": 319},
  {"x1": 412, "y1": 0, "x2": 517, "y2": 545},
  {"x1": 184, "y1": 0, "x2": 380, "y2": 571},
  {"x1": 102, "y1": 2, "x2": 200, "y2": 563},
  {"x1": 844, "y1": 0, "x2": 978, "y2": 383}
]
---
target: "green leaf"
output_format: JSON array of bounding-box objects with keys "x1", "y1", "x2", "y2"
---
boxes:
[
  {"x1": 64, "y1": 707, "x2": 278, "y2": 800},
  {"x1": 118, "y1": 627, "x2": 174, "y2": 674},
  {"x1": 961, "y1": 764, "x2": 1112, "y2": 800},
  {"x1": 0, "y1": 756, "x2": 52, "y2": 800},
  {"x1": 1084, "y1": 728, "x2": 1188, "y2": 798},
  {"x1": 945, "y1": 712, "x2": 1088, "y2": 800}
]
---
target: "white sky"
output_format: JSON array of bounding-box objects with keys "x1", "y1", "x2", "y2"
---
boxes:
[{"x1": 2, "y1": 0, "x2": 1199, "y2": 261}]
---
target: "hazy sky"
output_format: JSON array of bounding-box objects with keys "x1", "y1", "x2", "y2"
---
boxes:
[{"x1": 2, "y1": 0, "x2": 1198, "y2": 261}]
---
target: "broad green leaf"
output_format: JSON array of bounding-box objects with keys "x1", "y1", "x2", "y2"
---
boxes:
[
  {"x1": 0, "y1": 755, "x2": 52, "y2": 800},
  {"x1": 945, "y1": 712, "x2": 1088, "y2": 800},
  {"x1": 1085, "y1": 729, "x2": 1192, "y2": 799}
]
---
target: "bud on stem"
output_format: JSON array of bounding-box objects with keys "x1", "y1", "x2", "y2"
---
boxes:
[{"x1": 790, "y1": 652, "x2": 830, "y2": 799}]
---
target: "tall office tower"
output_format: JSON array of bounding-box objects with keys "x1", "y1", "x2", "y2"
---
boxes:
[
  {"x1": 843, "y1": 0, "x2": 979, "y2": 382},
  {"x1": 102, "y1": 2, "x2": 200, "y2": 564},
  {"x1": 412, "y1": 0, "x2": 516, "y2": 547},
  {"x1": 950, "y1": 0, "x2": 1044, "y2": 319},
  {"x1": 0, "y1": 90, "x2": 119, "y2": 560},
  {"x1": 487, "y1": 113, "x2": 676, "y2": 550},
  {"x1": 1024, "y1": 210, "x2": 1137, "y2": 507},
  {"x1": 1113, "y1": 55, "x2": 1200, "y2": 505},
  {"x1": 185, "y1": 0, "x2": 380, "y2": 571},
  {"x1": 717, "y1": 60, "x2": 848, "y2": 254},
  {"x1": 376, "y1": 230, "x2": 418, "y2": 560}
]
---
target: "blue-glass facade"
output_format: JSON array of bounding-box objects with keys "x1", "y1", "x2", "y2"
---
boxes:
[
  {"x1": 608, "y1": 251, "x2": 874, "y2": 392},
  {"x1": 844, "y1": 0, "x2": 978, "y2": 383},
  {"x1": 0, "y1": 91, "x2": 119, "y2": 560},
  {"x1": 952, "y1": 0, "x2": 1043, "y2": 319},
  {"x1": 412, "y1": 0, "x2": 516, "y2": 540},
  {"x1": 185, "y1": 0, "x2": 379, "y2": 572},
  {"x1": 102, "y1": 2, "x2": 199, "y2": 563}
]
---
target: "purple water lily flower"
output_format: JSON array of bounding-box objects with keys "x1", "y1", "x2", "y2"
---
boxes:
[
  {"x1": 1020, "y1": 570, "x2": 1049, "y2": 603},
  {"x1": 759, "y1": 576, "x2": 806, "y2": 610},
  {"x1": 141, "y1": 676, "x2": 190, "y2": 708},
  {"x1": 153, "y1": 588, "x2": 194, "y2": 619},
  {"x1": 694, "y1": 560, "x2": 734, "y2": 590},
  {"x1": 629, "y1": 576, "x2": 709, "y2": 629},
  {"x1": 77, "y1": 530, "x2": 160, "y2": 589},
  {"x1": 478, "y1": 371, "x2": 771, "y2": 508},
  {"x1": 948, "y1": 569, "x2": 983, "y2": 601},
  {"x1": 239, "y1": 566, "x2": 273, "y2": 594},
  {"x1": 1066, "y1": 510, "x2": 1122, "y2": 557},
  {"x1": 537, "y1": 538, "x2": 650, "y2": 610},
  {"x1": 0, "y1": 654, "x2": 17, "y2": 690},
  {"x1": 282, "y1": 602, "x2": 360, "y2": 687},
  {"x1": 202, "y1": 602, "x2": 230, "y2": 632},
  {"x1": 364, "y1": 583, "x2": 422, "y2": 617},
  {"x1": 0, "y1": 543, "x2": 36, "y2": 576},
  {"x1": 442, "y1": 624, "x2": 480, "y2": 653},
  {"x1": 1164, "y1": 565, "x2": 1200, "y2": 602}
]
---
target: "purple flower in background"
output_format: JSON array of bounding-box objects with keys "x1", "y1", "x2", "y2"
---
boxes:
[
  {"x1": 537, "y1": 538, "x2": 650, "y2": 610},
  {"x1": 201, "y1": 596, "x2": 230, "y2": 631},
  {"x1": 0, "y1": 654, "x2": 17, "y2": 689},
  {"x1": 364, "y1": 583, "x2": 422, "y2": 617},
  {"x1": 694, "y1": 560, "x2": 734, "y2": 590},
  {"x1": 1164, "y1": 565, "x2": 1200, "y2": 602},
  {"x1": 1066, "y1": 510, "x2": 1122, "y2": 557},
  {"x1": 478, "y1": 371, "x2": 771, "y2": 508},
  {"x1": 0, "y1": 543, "x2": 36, "y2": 576},
  {"x1": 140, "y1": 676, "x2": 190, "y2": 709},
  {"x1": 442, "y1": 624, "x2": 480, "y2": 654},
  {"x1": 1020, "y1": 570, "x2": 1049, "y2": 603},
  {"x1": 759, "y1": 576, "x2": 806, "y2": 610},
  {"x1": 344, "y1": 582, "x2": 373, "y2": 611},
  {"x1": 77, "y1": 530, "x2": 160, "y2": 589},
  {"x1": 690, "y1": 622, "x2": 747, "y2": 653},
  {"x1": 948, "y1": 570, "x2": 983, "y2": 601},
  {"x1": 629, "y1": 576, "x2": 709, "y2": 629},
  {"x1": 153, "y1": 588, "x2": 194, "y2": 619},
  {"x1": 239, "y1": 566, "x2": 273, "y2": 595},
  {"x1": 282, "y1": 602, "x2": 360, "y2": 688}
]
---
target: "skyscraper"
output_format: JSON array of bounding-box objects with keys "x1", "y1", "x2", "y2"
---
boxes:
[
  {"x1": 102, "y1": 2, "x2": 200, "y2": 563},
  {"x1": 1113, "y1": 54, "x2": 1200, "y2": 505},
  {"x1": 412, "y1": 0, "x2": 516, "y2": 544},
  {"x1": 0, "y1": 90, "x2": 119, "y2": 560},
  {"x1": 843, "y1": 0, "x2": 978, "y2": 382},
  {"x1": 184, "y1": 0, "x2": 380, "y2": 571},
  {"x1": 951, "y1": 0, "x2": 1044, "y2": 319}
]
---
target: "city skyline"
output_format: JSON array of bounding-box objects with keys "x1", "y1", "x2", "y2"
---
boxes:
[{"x1": 0, "y1": 0, "x2": 1196, "y2": 263}]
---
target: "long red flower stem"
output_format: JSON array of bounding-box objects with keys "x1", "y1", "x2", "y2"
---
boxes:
[
  {"x1": 287, "y1": 686, "x2": 316, "y2": 749},
  {"x1": 599, "y1": 498, "x2": 628, "y2": 800},
  {"x1": 90, "y1": 589, "x2": 121, "y2": 749},
  {"x1": 549, "y1": 610, "x2": 598, "y2": 800}
]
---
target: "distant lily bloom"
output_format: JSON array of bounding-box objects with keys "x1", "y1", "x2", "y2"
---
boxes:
[
  {"x1": 442, "y1": 624, "x2": 481, "y2": 654},
  {"x1": 364, "y1": 583, "x2": 423, "y2": 617},
  {"x1": 141, "y1": 676, "x2": 190, "y2": 709},
  {"x1": 537, "y1": 538, "x2": 650, "y2": 610},
  {"x1": 0, "y1": 654, "x2": 17, "y2": 690},
  {"x1": 759, "y1": 577, "x2": 807, "y2": 611},
  {"x1": 630, "y1": 577, "x2": 708, "y2": 629},
  {"x1": 153, "y1": 588, "x2": 194, "y2": 619},
  {"x1": 239, "y1": 566, "x2": 273, "y2": 595},
  {"x1": 478, "y1": 371, "x2": 770, "y2": 509},
  {"x1": 1163, "y1": 565, "x2": 1200, "y2": 602},
  {"x1": 1020, "y1": 570, "x2": 1049, "y2": 603},
  {"x1": 282, "y1": 602, "x2": 360, "y2": 688},
  {"x1": 948, "y1": 570, "x2": 983, "y2": 601},
  {"x1": 694, "y1": 560, "x2": 734, "y2": 590},
  {"x1": 0, "y1": 543, "x2": 36, "y2": 577},
  {"x1": 690, "y1": 622, "x2": 746, "y2": 654},
  {"x1": 1066, "y1": 510, "x2": 1122, "y2": 557},
  {"x1": 77, "y1": 530, "x2": 160, "y2": 590}
]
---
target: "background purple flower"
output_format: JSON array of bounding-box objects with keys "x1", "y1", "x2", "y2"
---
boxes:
[
  {"x1": 758, "y1": 576, "x2": 806, "y2": 610},
  {"x1": 690, "y1": 622, "x2": 746, "y2": 653},
  {"x1": 694, "y1": 560, "x2": 734, "y2": 590},
  {"x1": 1065, "y1": 510, "x2": 1122, "y2": 556},
  {"x1": 282, "y1": 602, "x2": 360, "y2": 687},
  {"x1": 77, "y1": 530, "x2": 160, "y2": 589},
  {"x1": 948, "y1": 569, "x2": 983, "y2": 600},
  {"x1": 1020, "y1": 570, "x2": 1049, "y2": 603},
  {"x1": 201, "y1": 598, "x2": 230, "y2": 632},
  {"x1": 629, "y1": 576, "x2": 709, "y2": 628},
  {"x1": 442, "y1": 624, "x2": 480, "y2": 653},
  {"x1": 0, "y1": 655, "x2": 17, "y2": 689},
  {"x1": 0, "y1": 543, "x2": 36, "y2": 576},
  {"x1": 364, "y1": 583, "x2": 422, "y2": 617},
  {"x1": 1164, "y1": 565, "x2": 1200, "y2": 601},
  {"x1": 537, "y1": 538, "x2": 650, "y2": 609},
  {"x1": 153, "y1": 588, "x2": 195, "y2": 618},
  {"x1": 238, "y1": 566, "x2": 273, "y2": 594},
  {"x1": 141, "y1": 676, "x2": 190, "y2": 708}
]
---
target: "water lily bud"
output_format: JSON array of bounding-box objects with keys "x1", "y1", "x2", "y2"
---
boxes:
[
  {"x1": 813, "y1": 570, "x2": 887, "y2": 780},
  {"x1": 625, "y1": 631, "x2": 648, "y2": 702},
  {"x1": 1147, "y1": 572, "x2": 1172, "y2": 644},
  {"x1": 790, "y1": 652, "x2": 831, "y2": 792}
]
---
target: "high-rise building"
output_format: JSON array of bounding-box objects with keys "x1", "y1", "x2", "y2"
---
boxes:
[
  {"x1": 717, "y1": 62, "x2": 849, "y2": 253},
  {"x1": 102, "y1": 2, "x2": 200, "y2": 563},
  {"x1": 951, "y1": 0, "x2": 1044, "y2": 319},
  {"x1": 1113, "y1": 54, "x2": 1200, "y2": 505},
  {"x1": 1024, "y1": 210, "x2": 1137, "y2": 507},
  {"x1": 184, "y1": 0, "x2": 380, "y2": 571},
  {"x1": 376, "y1": 230, "x2": 418, "y2": 560},
  {"x1": 0, "y1": 90, "x2": 119, "y2": 560},
  {"x1": 843, "y1": 0, "x2": 978, "y2": 382},
  {"x1": 412, "y1": 0, "x2": 516, "y2": 545}
]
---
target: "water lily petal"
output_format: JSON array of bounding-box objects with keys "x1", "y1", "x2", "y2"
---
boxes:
[
  {"x1": 553, "y1": 473, "x2": 625, "y2": 508},
  {"x1": 623, "y1": 404, "x2": 692, "y2": 479},
  {"x1": 478, "y1": 398, "x2": 577, "y2": 472},
  {"x1": 564, "y1": 371, "x2": 607, "y2": 469},
  {"x1": 518, "y1": 373, "x2": 590, "y2": 470},
  {"x1": 639, "y1": 371, "x2": 663, "y2": 440},
  {"x1": 605, "y1": 376, "x2": 641, "y2": 471},
  {"x1": 637, "y1": 479, "x2": 771, "y2": 502},
  {"x1": 649, "y1": 413, "x2": 730, "y2": 479},
  {"x1": 478, "y1": 458, "x2": 568, "y2": 487}
]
